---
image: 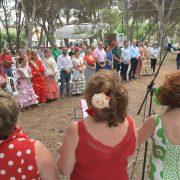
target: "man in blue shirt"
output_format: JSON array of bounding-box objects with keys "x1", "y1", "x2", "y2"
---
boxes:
[{"x1": 129, "y1": 41, "x2": 140, "y2": 79}]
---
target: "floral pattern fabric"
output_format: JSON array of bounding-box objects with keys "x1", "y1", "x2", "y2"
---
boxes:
[{"x1": 148, "y1": 115, "x2": 180, "y2": 180}]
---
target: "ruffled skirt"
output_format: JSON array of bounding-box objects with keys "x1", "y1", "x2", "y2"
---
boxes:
[
  {"x1": 32, "y1": 76, "x2": 46, "y2": 103},
  {"x1": 71, "y1": 77, "x2": 85, "y2": 95},
  {"x1": 45, "y1": 76, "x2": 59, "y2": 100},
  {"x1": 18, "y1": 79, "x2": 38, "y2": 108}
]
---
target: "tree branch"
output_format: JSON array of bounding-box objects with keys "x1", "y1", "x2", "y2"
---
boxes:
[
  {"x1": 165, "y1": 20, "x2": 179, "y2": 34},
  {"x1": 165, "y1": 0, "x2": 175, "y2": 22},
  {"x1": 161, "y1": 0, "x2": 165, "y2": 18},
  {"x1": 148, "y1": 0, "x2": 159, "y2": 10}
]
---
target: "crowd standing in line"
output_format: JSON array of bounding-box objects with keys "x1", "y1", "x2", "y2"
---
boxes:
[{"x1": 0, "y1": 40, "x2": 167, "y2": 110}]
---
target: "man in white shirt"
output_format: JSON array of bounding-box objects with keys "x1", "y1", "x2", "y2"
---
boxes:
[
  {"x1": 150, "y1": 43, "x2": 159, "y2": 73},
  {"x1": 57, "y1": 47, "x2": 73, "y2": 97},
  {"x1": 129, "y1": 41, "x2": 140, "y2": 79},
  {"x1": 120, "y1": 41, "x2": 131, "y2": 81}
]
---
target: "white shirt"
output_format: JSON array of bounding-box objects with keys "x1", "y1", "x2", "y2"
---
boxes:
[
  {"x1": 121, "y1": 47, "x2": 131, "y2": 64},
  {"x1": 57, "y1": 54, "x2": 73, "y2": 71},
  {"x1": 150, "y1": 47, "x2": 159, "y2": 59},
  {"x1": 72, "y1": 57, "x2": 85, "y2": 78}
]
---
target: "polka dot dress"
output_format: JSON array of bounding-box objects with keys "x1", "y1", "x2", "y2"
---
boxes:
[{"x1": 0, "y1": 128, "x2": 40, "y2": 179}]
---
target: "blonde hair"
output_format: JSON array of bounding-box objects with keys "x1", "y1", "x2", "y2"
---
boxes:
[{"x1": 0, "y1": 90, "x2": 20, "y2": 138}]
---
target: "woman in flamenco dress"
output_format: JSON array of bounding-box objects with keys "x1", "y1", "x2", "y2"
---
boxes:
[{"x1": 29, "y1": 51, "x2": 47, "y2": 104}]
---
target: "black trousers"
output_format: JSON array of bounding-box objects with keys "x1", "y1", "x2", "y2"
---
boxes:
[
  {"x1": 151, "y1": 58, "x2": 157, "y2": 73},
  {"x1": 60, "y1": 71, "x2": 71, "y2": 96},
  {"x1": 177, "y1": 60, "x2": 180, "y2": 70},
  {"x1": 113, "y1": 61, "x2": 121, "y2": 72},
  {"x1": 121, "y1": 63, "x2": 129, "y2": 81},
  {"x1": 129, "y1": 58, "x2": 138, "y2": 79}
]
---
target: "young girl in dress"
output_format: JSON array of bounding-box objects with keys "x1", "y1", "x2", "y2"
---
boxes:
[
  {"x1": 16, "y1": 53, "x2": 38, "y2": 110},
  {"x1": 29, "y1": 51, "x2": 46, "y2": 104},
  {"x1": 57, "y1": 70, "x2": 137, "y2": 180},
  {"x1": 138, "y1": 71, "x2": 180, "y2": 180}
]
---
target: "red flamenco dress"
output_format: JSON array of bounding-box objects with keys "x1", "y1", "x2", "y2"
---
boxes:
[{"x1": 29, "y1": 59, "x2": 46, "y2": 103}]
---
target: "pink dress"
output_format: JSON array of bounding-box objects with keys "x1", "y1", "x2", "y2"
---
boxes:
[
  {"x1": 0, "y1": 128, "x2": 40, "y2": 179},
  {"x1": 17, "y1": 63, "x2": 38, "y2": 108}
]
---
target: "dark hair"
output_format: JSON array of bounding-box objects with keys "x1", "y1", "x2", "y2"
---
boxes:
[
  {"x1": 44, "y1": 48, "x2": 51, "y2": 53},
  {"x1": 104, "y1": 45, "x2": 110, "y2": 51},
  {"x1": 74, "y1": 49, "x2": 80, "y2": 55},
  {"x1": 0, "y1": 90, "x2": 20, "y2": 139},
  {"x1": 157, "y1": 71, "x2": 180, "y2": 108},
  {"x1": 124, "y1": 40, "x2": 129, "y2": 44},
  {"x1": 85, "y1": 70, "x2": 128, "y2": 127}
]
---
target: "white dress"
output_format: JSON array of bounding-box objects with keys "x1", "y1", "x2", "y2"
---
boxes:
[{"x1": 71, "y1": 57, "x2": 85, "y2": 95}]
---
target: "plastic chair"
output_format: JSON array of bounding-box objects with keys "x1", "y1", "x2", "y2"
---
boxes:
[{"x1": 7, "y1": 76, "x2": 19, "y2": 96}]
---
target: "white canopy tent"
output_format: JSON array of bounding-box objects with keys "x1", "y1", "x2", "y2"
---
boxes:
[{"x1": 55, "y1": 23, "x2": 109, "y2": 39}]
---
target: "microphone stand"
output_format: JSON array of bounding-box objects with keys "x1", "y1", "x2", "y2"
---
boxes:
[{"x1": 138, "y1": 45, "x2": 170, "y2": 180}]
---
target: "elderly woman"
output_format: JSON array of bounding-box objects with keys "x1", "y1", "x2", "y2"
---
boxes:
[
  {"x1": 83, "y1": 48, "x2": 96, "y2": 82},
  {"x1": 0, "y1": 90, "x2": 59, "y2": 179},
  {"x1": 57, "y1": 70, "x2": 136, "y2": 180},
  {"x1": 43, "y1": 49, "x2": 59, "y2": 100}
]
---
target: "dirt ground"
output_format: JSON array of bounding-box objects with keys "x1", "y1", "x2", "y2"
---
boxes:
[{"x1": 19, "y1": 54, "x2": 177, "y2": 180}]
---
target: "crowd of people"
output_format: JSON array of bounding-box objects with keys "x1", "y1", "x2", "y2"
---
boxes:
[
  {"x1": 0, "y1": 69, "x2": 179, "y2": 179},
  {"x1": 0, "y1": 40, "x2": 162, "y2": 111}
]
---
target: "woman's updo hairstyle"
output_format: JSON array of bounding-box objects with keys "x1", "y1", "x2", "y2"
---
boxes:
[
  {"x1": 85, "y1": 70, "x2": 128, "y2": 127},
  {"x1": 156, "y1": 71, "x2": 180, "y2": 108}
]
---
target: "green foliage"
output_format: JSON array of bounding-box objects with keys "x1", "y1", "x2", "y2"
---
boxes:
[
  {"x1": 1, "y1": 29, "x2": 25, "y2": 45},
  {"x1": 101, "y1": 8, "x2": 120, "y2": 33}
]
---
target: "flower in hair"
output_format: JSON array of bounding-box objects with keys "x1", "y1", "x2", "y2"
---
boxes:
[{"x1": 91, "y1": 93, "x2": 110, "y2": 110}]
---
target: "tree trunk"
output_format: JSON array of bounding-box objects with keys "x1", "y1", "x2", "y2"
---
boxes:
[
  {"x1": 129, "y1": 18, "x2": 135, "y2": 41},
  {"x1": 136, "y1": 21, "x2": 139, "y2": 39},
  {"x1": 148, "y1": 18, "x2": 151, "y2": 43},
  {"x1": 21, "y1": 0, "x2": 37, "y2": 48},
  {"x1": 49, "y1": 29, "x2": 56, "y2": 46},
  {"x1": 38, "y1": 28, "x2": 44, "y2": 47},
  {"x1": 1, "y1": 1, "x2": 13, "y2": 52},
  {"x1": 15, "y1": 0, "x2": 23, "y2": 52},
  {"x1": 27, "y1": 25, "x2": 33, "y2": 48},
  {"x1": 173, "y1": 25, "x2": 179, "y2": 44}
]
